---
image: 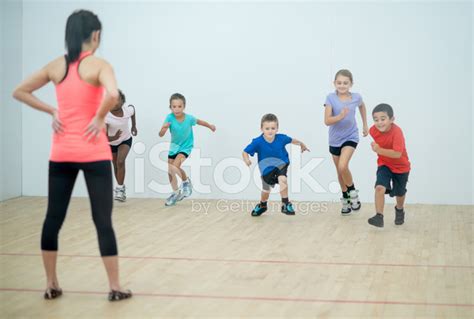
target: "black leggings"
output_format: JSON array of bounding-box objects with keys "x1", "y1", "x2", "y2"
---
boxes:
[{"x1": 41, "y1": 161, "x2": 117, "y2": 256}]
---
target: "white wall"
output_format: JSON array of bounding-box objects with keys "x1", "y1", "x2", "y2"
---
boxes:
[
  {"x1": 19, "y1": 1, "x2": 473, "y2": 205},
  {"x1": 1, "y1": 0, "x2": 23, "y2": 201}
]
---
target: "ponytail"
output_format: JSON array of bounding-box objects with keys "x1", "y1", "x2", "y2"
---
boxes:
[{"x1": 64, "y1": 10, "x2": 102, "y2": 64}]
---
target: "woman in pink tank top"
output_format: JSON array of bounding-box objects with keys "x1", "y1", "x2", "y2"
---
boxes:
[{"x1": 13, "y1": 10, "x2": 131, "y2": 301}]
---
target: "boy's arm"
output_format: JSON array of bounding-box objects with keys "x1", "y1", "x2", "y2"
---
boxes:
[
  {"x1": 291, "y1": 138, "x2": 310, "y2": 153},
  {"x1": 358, "y1": 102, "x2": 369, "y2": 136},
  {"x1": 371, "y1": 142, "x2": 402, "y2": 158},
  {"x1": 159, "y1": 122, "x2": 170, "y2": 137},
  {"x1": 197, "y1": 119, "x2": 216, "y2": 132},
  {"x1": 324, "y1": 104, "x2": 349, "y2": 126},
  {"x1": 242, "y1": 151, "x2": 252, "y2": 166},
  {"x1": 130, "y1": 105, "x2": 137, "y2": 136}
]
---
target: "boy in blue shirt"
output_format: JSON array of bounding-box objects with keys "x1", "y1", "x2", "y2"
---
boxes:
[
  {"x1": 243, "y1": 113, "x2": 309, "y2": 216},
  {"x1": 159, "y1": 93, "x2": 216, "y2": 206}
]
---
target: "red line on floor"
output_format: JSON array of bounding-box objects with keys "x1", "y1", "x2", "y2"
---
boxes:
[
  {"x1": 1, "y1": 252, "x2": 472, "y2": 269},
  {"x1": 0, "y1": 287, "x2": 472, "y2": 308}
]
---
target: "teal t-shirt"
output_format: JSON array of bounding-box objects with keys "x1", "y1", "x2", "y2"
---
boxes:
[{"x1": 165, "y1": 113, "x2": 197, "y2": 156}]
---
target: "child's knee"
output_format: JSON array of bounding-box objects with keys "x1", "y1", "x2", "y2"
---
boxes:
[
  {"x1": 337, "y1": 162, "x2": 348, "y2": 173},
  {"x1": 375, "y1": 185, "x2": 386, "y2": 194},
  {"x1": 278, "y1": 175, "x2": 287, "y2": 184}
]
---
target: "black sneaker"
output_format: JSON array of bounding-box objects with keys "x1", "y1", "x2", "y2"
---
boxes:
[
  {"x1": 395, "y1": 207, "x2": 405, "y2": 225},
  {"x1": 251, "y1": 203, "x2": 267, "y2": 217},
  {"x1": 281, "y1": 202, "x2": 295, "y2": 215},
  {"x1": 368, "y1": 213, "x2": 384, "y2": 227}
]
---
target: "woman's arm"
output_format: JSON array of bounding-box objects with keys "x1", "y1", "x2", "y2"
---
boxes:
[
  {"x1": 84, "y1": 61, "x2": 119, "y2": 141},
  {"x1": 12, "y1": 58, "x2": 64, "y2": 133}
]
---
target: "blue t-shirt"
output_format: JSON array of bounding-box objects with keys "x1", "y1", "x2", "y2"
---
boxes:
[
  {"x1": 324, "y1": 92, "x2": 363, "y2": 147},
  {"x1": 164, "y1": 113, "x2": 197, "y2": 156},
  {"x1": 244, "y1": 133, "x2": 292, "y2": 176}
]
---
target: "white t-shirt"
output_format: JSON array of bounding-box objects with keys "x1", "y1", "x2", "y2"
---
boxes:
[{"x1": 106, "y1": 105, "x2": 135, "y2": 146}]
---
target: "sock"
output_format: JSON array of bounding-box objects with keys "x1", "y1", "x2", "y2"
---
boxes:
[
  {"x1": 347, "y1": 184, "x2": 355, "y2": 192},
  {"x1": 376, "y1": 213, "x2": 384, "y2": 217},
  {"x1": 117, "y1": 184, "x2": 124, "y2": 189},
  {"x1": 342, "y1": 191, "x2": 349, "y2": 199},
  {"x1": 260, "y1": 201, "x2": 267, "y2": 207},
  {"x1": 282, "y1": 197, "x2": 289, "y2": 204},
  {"x1": 395, "y1": 206, "x2": 404, "y2": 211}
]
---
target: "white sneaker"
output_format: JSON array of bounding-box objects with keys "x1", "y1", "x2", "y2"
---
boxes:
[
  {"x1": 349, "y1": 189, "x2": 361, "y2": 210},
  {"x1": 115, "y1": 186, "x2": 126, "y2": 202},
  {"x1": 181, "y1": 178, "x2": 193, "y2": 198},
  {"x1": 165, "y1": 191, "x2": 181, "y2": 206},
  {"x1": 340, "y1": 197, "x2": 352, "y2": 215}
]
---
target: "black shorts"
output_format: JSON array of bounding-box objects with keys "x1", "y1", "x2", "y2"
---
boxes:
[
  {"x1": 329, "y1": 141, "x2": 358, "y2": 156},
  {"x1": 261, "y1": 163, "x2": 289, "y2": 191},
  {"x1": 168, "y1": 152, "x2": 189, "y2": 160},
  {"x1": 375, "y1": 165, "x2": 410, "y2": 197},
  {"x1": 110, "y1": 137, "x2": 132, "y2": 153}
]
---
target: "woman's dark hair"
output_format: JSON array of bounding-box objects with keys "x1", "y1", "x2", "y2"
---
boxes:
[{"x1": 65, "y1": 10, "x2": 102, "y2": 63}]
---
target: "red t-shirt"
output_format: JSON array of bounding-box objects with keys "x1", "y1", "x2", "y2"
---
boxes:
[{"x1": 369, "y1": 124, "x2": 411, "y2": 173}]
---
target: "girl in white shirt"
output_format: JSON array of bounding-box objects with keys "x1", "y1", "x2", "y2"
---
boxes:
[{"x1": 106, "y1": 90, "x2": 137, "y2": 201}]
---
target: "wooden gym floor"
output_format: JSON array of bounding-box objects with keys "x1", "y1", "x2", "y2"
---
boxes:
[{"x1": 1, "y1": 196, "x2": 472, "y2": 318}]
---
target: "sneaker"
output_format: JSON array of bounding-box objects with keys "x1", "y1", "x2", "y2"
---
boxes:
[
  {"x1": 165, "y1": 191, "x2": 181, "y2": 206},
  {"x1": 281, "y1": 202, "x2": 295, "y2": 215},
  {"x1": 251, "y1": 203, "x2": 268, "y2": 217},
  {"x1": 340, "y1": 197, "x2": 352, "y2": 215},
  {"x1": 181, "y1": 178, "x2": 193, "y2": 198},
  {"x1": 349, "y1": 189, "x2": 361, "y2": 210},
  {"x1": 176, "y1": 189, "x2": 186, "y2": 202},
  {"x1": 395, "y1": 207, "x2": 405, "y2": 225},
  {"x1": 368, "y1": 213, "x2": 384, "y2": 227},
  {"x1": 115, "y1": 186, "x2": 126, "y2": 202}
]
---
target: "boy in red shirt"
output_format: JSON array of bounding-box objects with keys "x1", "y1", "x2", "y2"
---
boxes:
[{"x1": 368, "y1": 104, "x2": 411, "y2": 227}]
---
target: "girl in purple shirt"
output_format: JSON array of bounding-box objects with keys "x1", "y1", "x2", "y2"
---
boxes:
[{"x1": 324, "y1": 69, "x2": 368, "y2": 215}]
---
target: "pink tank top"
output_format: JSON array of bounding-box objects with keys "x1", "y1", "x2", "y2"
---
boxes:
[{"x1": 50, "y1": 51, "x2": 112, "y2": 162}]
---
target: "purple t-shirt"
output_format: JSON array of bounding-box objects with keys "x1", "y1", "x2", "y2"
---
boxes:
[{"x1": 324, "y1": 92, "x2": 363, "y2": 147}]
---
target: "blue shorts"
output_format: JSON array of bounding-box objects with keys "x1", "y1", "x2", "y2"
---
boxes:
[{"x1": 375, "y1": 165, "x2": 409, "y2": 197}]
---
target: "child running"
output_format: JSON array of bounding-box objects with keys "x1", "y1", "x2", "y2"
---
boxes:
[
  {"x1": 368, "y1": 103, "x2": 411, "y2": 227},
  {"x1": 324, "y1": 69, "x2": 368, "y2": 215},
  {"x1": 106, "y1": 89, "x2": 137, "y2": 202},
  {"x1": 243, "y1": 113, "x2": 309, "y2": 216},
  {"x1": 159, "y1": 93, "x2": 216, "y2": 206}
]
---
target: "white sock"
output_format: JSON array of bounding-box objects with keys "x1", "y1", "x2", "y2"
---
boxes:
[{"x1": 117, "y1": 184, "x2": 124, "y2": 189}]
